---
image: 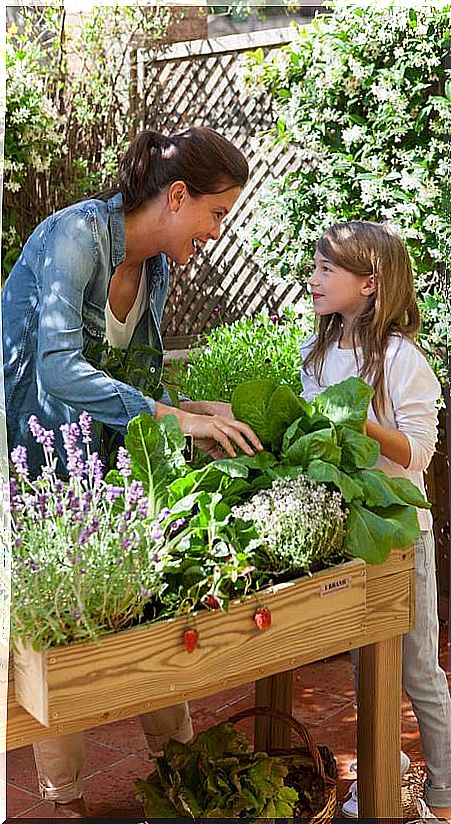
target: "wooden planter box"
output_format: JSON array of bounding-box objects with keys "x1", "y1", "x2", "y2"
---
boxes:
[{"x1": 7, "y1": 548, "x2": 415, "y2": 751}]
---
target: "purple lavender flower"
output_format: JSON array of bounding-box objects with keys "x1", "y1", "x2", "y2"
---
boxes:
[
  {"x1": 157, "y1": 507, "x2": 171, "y2": 522},
  {"x1": 60, "y1": 423, "x2": 84, "y2": 478},
  {"x1": 136, "y1": 498, "x2": 149, "y2": 519},
  {"x1": 78, "y1": 411, "x2": 92, "y2": 445},
  {"x1": 140, "y1": 587, "x2": 149, "y2": 598},
  {"x1": 116, "y1": 447, "x2": 131, "y2": 478},
  {"x1": 170, "y1": 517, "x2": 187, "y2": 532},
  {"x1": 28, "y1": 416, "x2": 55, "y2": 452},
  {"x1": 72, "y1": 606, "x2": 82, "y2": 620},
  {"x1": 11, "y1": 445, "x2": 29, "y2": 480},
  {"x1": 106, "y1": 485, "x2": 123, "y2": 504},
  {"x1": 28, "y1": 559, "x2": 40, "y2": 572},
  {"x1": 82, "y1": 490, "x2": 93, "y2": 514},
  {"x1": 86, "y1": 452, "x2": 103, "y2": 487},
  {"x1": 55, "y1": 479, "x2": 64, "y2": 494},
  {"x1": 55, "y1": 501, "x2": 64, "y2": 517},
  {"x1": 121, "y1": 535, "x2": 132, "y2": 550},
  {"x1": 269, "y1": 313, "x2": 280, "y2": 324},
  {"x1": 78, "y1": 528, "x2": 90, "y2": 546},
  {"x1": 69, "y1": 495, "x2": 80, "y2": 513},
  {"x1": 14, "y1": 537, "x2": 22, "y2": 548},
  {"x1": 150, "y1": 525, "x2": 163, "y2": 542},
  {"x1": 126, "y1": 480, "x2": 144, "y2": 507},
  {"x1": 212, "y1": 305, "x2": 221, "y2": 316}
]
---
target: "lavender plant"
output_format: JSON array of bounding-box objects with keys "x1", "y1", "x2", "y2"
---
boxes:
[
  {"x1": 232, "y1": 475, "x2": 347, "y2": 576},
  {"x1": 10, "y1": 413, "x2": 169, "y2": 651}
]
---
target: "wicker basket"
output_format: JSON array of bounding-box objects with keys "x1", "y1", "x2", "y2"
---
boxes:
[{"x1": 229, "y1": 706, "x2": 337, "y2": 824}]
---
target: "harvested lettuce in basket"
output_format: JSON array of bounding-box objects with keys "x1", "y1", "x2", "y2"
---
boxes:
[{"x1": 135, "y1": 721, "x2": 299, "y2": 818}]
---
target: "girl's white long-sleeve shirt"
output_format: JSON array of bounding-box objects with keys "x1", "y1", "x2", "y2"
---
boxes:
[{"x1": 300, "y1": 334, "x2": 442, "y2": 531}]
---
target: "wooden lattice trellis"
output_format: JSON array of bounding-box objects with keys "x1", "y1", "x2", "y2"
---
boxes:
[{"x1": 135, "y1": 29, "x2": 305, "y2": 340}]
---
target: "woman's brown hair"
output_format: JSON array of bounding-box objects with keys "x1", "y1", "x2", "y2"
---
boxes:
[
  {"x1": 96, "y1": 126, "x2": 249, "y2": 210},
  {"x1": 303, "y1": 221, "x2": 421, "y2": 419}
]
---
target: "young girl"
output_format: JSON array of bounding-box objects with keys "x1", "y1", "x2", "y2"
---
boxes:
[{"x1": 301, "y1": 220, "x2": 450, "y2": 820}]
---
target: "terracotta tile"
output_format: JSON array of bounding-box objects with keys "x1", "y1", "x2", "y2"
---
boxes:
[
  {"x1": 14, "y1": 799, "x2": 59, "y2": 819},
  {"x1": 6, "y1": 785, "x2": 42, "y2": 818},
  {"x1": 7, "y1": 739, "x2": 133, "y2": 798},
  {"x1": 85, "y1": 716, "x2": 147, "y2": 755},
  {"x1": 84, "y1": 739, "x2": 134, "y2": 779},
  {"x1": 83, "y1": 753, "x2": 155, "y2": 819},
  {"x1": 7, "y1": 748, "x2": 39, "y2": 797}
]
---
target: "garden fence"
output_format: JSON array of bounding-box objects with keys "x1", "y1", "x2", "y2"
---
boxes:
[{"x1": 135, "y1": 28, "x2": 305, "y2": 342}]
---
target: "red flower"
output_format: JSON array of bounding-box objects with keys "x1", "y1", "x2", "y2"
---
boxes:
[{"x1": 254, "y1": 607, "x2": 272, "y2": 630}]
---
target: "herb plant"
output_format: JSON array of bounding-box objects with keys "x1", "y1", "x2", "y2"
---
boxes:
[
  {"x1": 232, "y1": 475, "x2": 347, "y2": 576},
  {"x1": 10, "y1": 413, "x2": 166, "y2": 650},
  {"x1": 168, "y1": 308, "x2": 314, "y2": 401}
]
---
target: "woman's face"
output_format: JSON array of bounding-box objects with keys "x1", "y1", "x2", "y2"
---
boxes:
[{"x1": 165, "y1": 182, "x2": 242, "y2": 265}]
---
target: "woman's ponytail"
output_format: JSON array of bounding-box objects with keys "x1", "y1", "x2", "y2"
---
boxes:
[{"x1": 92, "y1": 126, "x2": 248, "y2": 211}]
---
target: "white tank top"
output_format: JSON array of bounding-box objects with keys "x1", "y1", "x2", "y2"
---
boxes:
[{"x1": 105, "y1": 263, "x2": 147, "y2": 348}]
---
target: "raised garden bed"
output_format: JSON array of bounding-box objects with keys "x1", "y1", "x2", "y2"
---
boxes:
[{"x1": 8, "y1": 547, "x2": 414, "y2": 754}]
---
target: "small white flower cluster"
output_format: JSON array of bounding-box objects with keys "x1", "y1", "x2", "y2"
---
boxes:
[{"x1": 232, "y1": 475, "x2": 347, "y2": 575}]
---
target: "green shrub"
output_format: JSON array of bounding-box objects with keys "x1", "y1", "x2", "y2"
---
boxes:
[{"x1": 169, "y1": 307, "x2": 314, "y2": 401}]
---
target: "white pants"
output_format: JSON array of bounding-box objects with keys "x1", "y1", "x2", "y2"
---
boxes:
[{"x1": 33, "y1": 702, "x2": 192, "y2": 802}]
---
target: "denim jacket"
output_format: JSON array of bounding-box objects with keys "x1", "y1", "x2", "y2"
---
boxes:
[{"x1": 2, "y1": 192, "x2": 172, "y2": 475}]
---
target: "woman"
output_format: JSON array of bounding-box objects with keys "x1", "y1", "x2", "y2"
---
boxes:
[{"x1": 2, "y1": 126, "x2": 262, "y2": 816}]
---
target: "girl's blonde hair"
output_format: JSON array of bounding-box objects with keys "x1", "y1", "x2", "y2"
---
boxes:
[{"x1": 303, "y1": 220, "x2": 421, "y2": 420}]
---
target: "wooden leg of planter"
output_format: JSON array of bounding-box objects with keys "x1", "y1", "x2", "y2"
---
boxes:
[
  {"x1": 255, "y1": 671, "x2": 293, "y2": 751},
  {"x1": 358, "y1": 636, "x2": 402, "y2": 819}
]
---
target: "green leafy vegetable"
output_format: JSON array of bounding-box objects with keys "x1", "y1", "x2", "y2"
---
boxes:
[
  {"x1": 313, "y1": 377, "x2": 374, "y2": 432},
  {"x1": 231, "y1": 377, "x2": 279, "y2": 447}
]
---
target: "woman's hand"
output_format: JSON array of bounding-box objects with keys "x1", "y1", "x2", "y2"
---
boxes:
[
  {"x1": 155, "y1": 402, "x2": 262, "y2": 458},
  {"x1": 179, "y1": 400, "x2": 235, "y2": 419}
]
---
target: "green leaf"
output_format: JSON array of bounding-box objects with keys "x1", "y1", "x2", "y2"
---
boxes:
[
  {"x1": 124, "y1": 413, "x2": 186, "y2": 504},
  {"x1": 344, "y1": 502, "x2": 420, "y2": 563},
  {"x1": 231, "y1": 378, "x2": 279, "y2": 447},
  {"x1": 384, "y1": 476, "x2": 431, "y2": 509},
  {"x1": 339, "y1": 425, "x2": 380, "y2": 470},
  {"x1": 313, "y1": 377, "x2": 374, "y2": 432},
  {"x1": 307, "y1": 458, "x2": 363, "y2": 503},
  {"x1": 355, "y1": 469, "x2": 431, "y2": 510},
  {"x1": 267, "y1": 385, "x2": 311, "y2": 451},
  {"x1": 134, "y1": 777, "x2": 177, "y2": 818},
  {"x1": 283, "y1": 428, "x2": 342, "y2": 468}
]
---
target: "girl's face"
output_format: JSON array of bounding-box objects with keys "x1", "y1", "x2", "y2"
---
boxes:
[
  {"x1": 165, "y1": 183, "x2": 242, "y2": 265},
  {"x1": 308, "y1": 251, "x2": 374, "y2": 321}
]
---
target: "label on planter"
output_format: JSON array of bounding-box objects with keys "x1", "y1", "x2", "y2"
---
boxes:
[{"x1": 320, "y1": 576, "x2": 352, "y2": 597}]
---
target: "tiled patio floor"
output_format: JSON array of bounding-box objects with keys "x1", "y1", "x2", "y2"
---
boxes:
[{"x1": 7, "y1": 621, "x2": 450, "y2": 820}]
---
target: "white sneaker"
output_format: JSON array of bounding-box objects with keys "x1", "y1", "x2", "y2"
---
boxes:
[
  {"x1": 341, "y1": 751, "x2": 411, "y2": 818},
  {"x1": 411, "y1": 798, "x2": 451, "y2": 823}
]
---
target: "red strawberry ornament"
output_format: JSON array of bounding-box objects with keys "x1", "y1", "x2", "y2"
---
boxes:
[
  {"x1": 254, "y1": 606, "x2": 271, "y2": 630},
  {"x1": 183, "y1": 628, "x2": 199, "y2": 653}
]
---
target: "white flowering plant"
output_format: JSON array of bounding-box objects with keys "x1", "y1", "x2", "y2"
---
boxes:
[
  {"x1": 3, "y1": 6, "x2": 172, "y2": 280},
  {"x1": 243, "y1": 0, "x2": 450, "y2": 282},
  {"x1": 232, "y1": 476, "x2": 347, "y2": 576},
  {"x1": 241, "y1": 0, "x2": 450, "y2": 381}
]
